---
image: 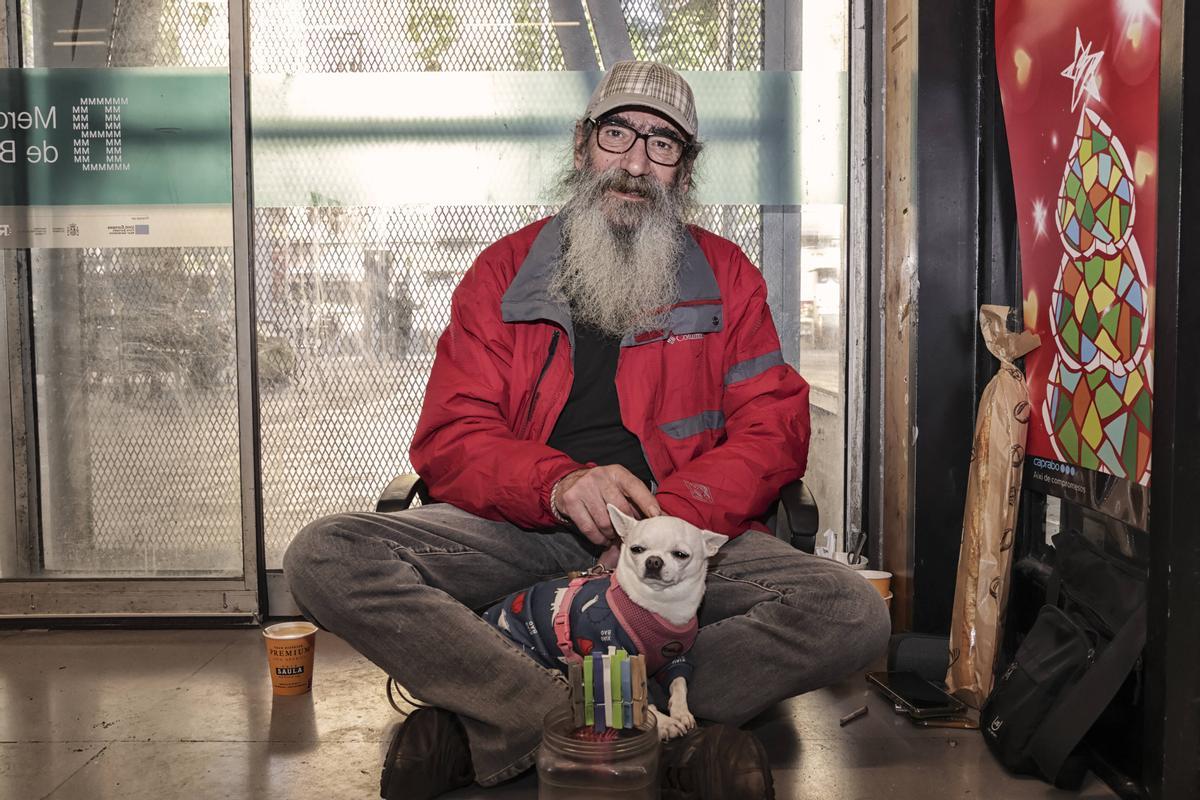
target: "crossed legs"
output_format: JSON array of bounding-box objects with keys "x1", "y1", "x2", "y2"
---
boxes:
[{"x1": 283, "y1": 504, "x2": 890, "y2": 784}]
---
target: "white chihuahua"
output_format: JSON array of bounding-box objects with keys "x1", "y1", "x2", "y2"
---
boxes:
[
  {"x1": 482, "y1": 503, "x2": 727, "y2": 740},
  {"x1": 608, "y1": 504, "x2": 728, "y2": 738}
]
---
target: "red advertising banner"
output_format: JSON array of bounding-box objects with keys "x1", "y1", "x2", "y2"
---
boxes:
[{"x1": 995, "y1": 0, "x2": 1160, "y2": 505}]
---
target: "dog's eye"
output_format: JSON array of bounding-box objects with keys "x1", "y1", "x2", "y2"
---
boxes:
[
  {"x1": 630, "y1": 545, "x2": 646, "y2": 554},
  {"x1": 671, "y1": 551, "x2": 690, "y2": 560}
]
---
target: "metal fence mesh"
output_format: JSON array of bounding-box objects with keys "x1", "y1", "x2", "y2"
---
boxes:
[
  {"x1": 34, "y1": 247, "x2": 242, "y2": 573},
  {"x1": 248, "y1": 0, "x2": 577, "y2": 73},
  {"x1": 28, "y1": 0, "x2": 778, "y2": 572},
  {"x1": 255, "y1": 203, "x2": 762, "y2": 565},
  {"x1": 621, "y1": 0, "x2": 762, "y2": 70},
  {"x1": 249, "y1": 1, "x2": 769, "y2": 566}
]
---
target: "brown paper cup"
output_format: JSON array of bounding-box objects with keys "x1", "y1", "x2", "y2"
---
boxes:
[
  {"x1": 263, "y1": 621, "x2": 318, "y2": 696},
  {"x1": 859, "y1": 570, "x2": 892, "y2": 598}
]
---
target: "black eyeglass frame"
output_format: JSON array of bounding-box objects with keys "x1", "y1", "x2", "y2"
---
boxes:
[{"x1": 588, "y1": 116, "x2": 691, "y2": 167}]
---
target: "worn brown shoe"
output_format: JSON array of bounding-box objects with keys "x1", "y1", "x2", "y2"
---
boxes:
[
  {"x1": 660, "y1": 724, "x2": 775, "y2": 800},
  {"x1": 380, "y1": 707, "x2": 474, "y2": 800}
]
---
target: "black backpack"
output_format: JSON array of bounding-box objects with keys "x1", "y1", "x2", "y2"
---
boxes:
[{"x1": 980, "y1": 529, "x2": 1147, "y2": 789}]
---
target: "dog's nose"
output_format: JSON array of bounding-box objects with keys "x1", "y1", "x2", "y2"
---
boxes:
[{"x1": 645, "y1": 556, "x2": 664, "y2": 574}]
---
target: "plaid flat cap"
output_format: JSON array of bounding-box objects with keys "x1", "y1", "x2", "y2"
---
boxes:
[{"x1": 585, "y1": 61, "x2": 697, "y2": 138}]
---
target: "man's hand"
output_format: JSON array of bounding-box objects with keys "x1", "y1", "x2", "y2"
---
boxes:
[{"x1": 553, "y1": 465, "x2": 661, "y2": 549}]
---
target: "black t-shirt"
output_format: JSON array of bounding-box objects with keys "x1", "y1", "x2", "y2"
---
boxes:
[{"x1": 546, "y1": 323, "x2": 654, "y2": 486}]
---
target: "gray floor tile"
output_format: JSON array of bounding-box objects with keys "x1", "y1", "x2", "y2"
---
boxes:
[
  {"x1": 1, "y1": 629, "x2": 1121, "y2": 799},
  {"x1": 113, "y1": 632, "x2": 396, "y2": 744},
  {"x1": 0, "y1": 742, "x2": 106, "y2": 800},
  {"x1": 40, "y1": 741, "x2": 383, "y2": 800},
  {"x1": 0, "y1": 629, "x2": 238, "y2": 742}
]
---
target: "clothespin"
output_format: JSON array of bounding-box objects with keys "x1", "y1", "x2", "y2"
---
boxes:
[
  {"x1": 582, "y1": 655, "x2": 595, "y2": 727},
  {"x1": 630, "y1": 655, "x2": 648, "y2": 728},
  {"x1": 593, "y1": 652, "x2": 606, "y2": 732},
  {"x1": 602, "y1": 649, "x2": 614, "y2": 731},
  {"x1": 611, "y1": 649, "x2": 626, "y2": 729},
  {"x1": 568, "y1": 662, "x2": 584, "y2": 727},
  {"x1": 620, "y1": 656, "x2": 633, "y2": 728}
]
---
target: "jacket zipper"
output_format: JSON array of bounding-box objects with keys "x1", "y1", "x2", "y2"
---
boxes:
[{"x1": 519, "y1": 330, "x2": 561, "y2": 439}]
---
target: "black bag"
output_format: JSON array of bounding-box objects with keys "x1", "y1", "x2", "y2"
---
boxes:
[{"x1": 980, "y1": 530, "x2": 1146, "y2": 789}]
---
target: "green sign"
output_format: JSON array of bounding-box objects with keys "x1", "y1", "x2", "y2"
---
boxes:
[{"x1": 0, "y1": 68, "x2": 233, "y2": 206}]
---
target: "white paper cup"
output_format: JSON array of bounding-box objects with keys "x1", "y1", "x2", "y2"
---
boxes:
[{"x1": 834, "y1": 551, "x2": 867, "y2": 570}]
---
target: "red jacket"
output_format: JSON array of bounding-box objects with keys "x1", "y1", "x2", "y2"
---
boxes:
[{"x1": 410, "y1": 216, "x2": 811, "y2": 538}]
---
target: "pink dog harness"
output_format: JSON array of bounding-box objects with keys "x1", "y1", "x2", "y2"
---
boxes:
[{"x1": 551, "y1": 570, "x2": 698, "y2": 676}]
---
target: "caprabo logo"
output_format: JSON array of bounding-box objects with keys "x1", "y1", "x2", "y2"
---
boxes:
[{"x1": 1031, "y1": 457, "x2": 1077, "y2": 476}]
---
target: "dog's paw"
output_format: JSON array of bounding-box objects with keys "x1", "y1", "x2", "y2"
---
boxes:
[{"x1": 651, "y1": 710, "x2": 694, "y2": 741}]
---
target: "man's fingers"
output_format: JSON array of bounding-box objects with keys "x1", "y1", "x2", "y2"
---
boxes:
[
  {"x1": 563, "y1": 498, "x2": 608, "y2": 547},
  {"x1": 617, "y1": 472, "x2": 661, "y2": 518},
  {"x1": 603, "y1": 493, "x2": 639, "y2": 523},
  {"x1": 556, "y1": 464, "x2": 657, "y2": 550},
  {"x1": 580, "y1": 492, "x2": 617, "y2": 541}
]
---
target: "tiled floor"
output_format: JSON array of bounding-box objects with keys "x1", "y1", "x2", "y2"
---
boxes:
[{"x1": 0, "y1": 627, "x2": 1117, "y2": 799}]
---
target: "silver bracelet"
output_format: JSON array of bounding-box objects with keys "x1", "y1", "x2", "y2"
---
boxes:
[{"x1": 549, "y1": 479, "x2": 570, "y2": 525}]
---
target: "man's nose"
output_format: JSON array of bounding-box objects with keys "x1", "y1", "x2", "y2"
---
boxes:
[
  {"x1": 645, "y1": 556, "x2": 663, "y2": 574},
  {"x1": 619, "y1": 138, "x2": 651, "y2": 176}
]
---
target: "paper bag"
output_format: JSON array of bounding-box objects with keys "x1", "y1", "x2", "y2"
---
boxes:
[{"x1": 945, "y1": 305, "x2": 1040, "y2": 707}]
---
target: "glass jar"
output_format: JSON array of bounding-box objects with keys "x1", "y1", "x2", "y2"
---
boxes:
[{"x1": 537, "y1": 706, "x2": 661, "y2": 800}]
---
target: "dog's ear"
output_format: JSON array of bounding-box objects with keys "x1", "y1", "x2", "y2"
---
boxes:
[
  {"x1": 607, "y1": 504, "x2": 639, "y2": 541},
  {"x1": 701, "y1": 531, "x2": 729, "y2": 558}
]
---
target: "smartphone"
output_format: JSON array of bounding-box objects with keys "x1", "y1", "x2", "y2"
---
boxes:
[
  {"x1": 865, "y1": 671, "x2": 966, "y2": 719},
  {"x1": 910, "y1": 716, "x2": 978, "y2": 729}
]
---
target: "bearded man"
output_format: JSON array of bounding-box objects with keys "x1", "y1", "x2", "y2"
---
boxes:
[{"x1": 284, "y1": 61, "x2": 890, "y2": 800}]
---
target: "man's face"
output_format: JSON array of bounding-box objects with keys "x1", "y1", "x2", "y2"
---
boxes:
[
  {"x1": 575, "y1": 109, "x2": 691, "y2": 216},
  {"x1": 553, "y1": 108, "x2": 693, "y2": 336}
]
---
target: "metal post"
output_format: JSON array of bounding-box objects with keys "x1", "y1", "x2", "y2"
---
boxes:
[
  {"x1": 846, "y1": 0, "x2": 876, "y2": 562},
  {"x1": 229, "y1": 0, "x2": 263, "y2": 616},
  {"x1": 548, "y1": 0, "x2": 598, "y2": 71},
  {"x1": 584, "y1": 0, "x2": 634, "y2": 67},
  {"x1": 1144, "y1": 0, "x2": 1200, "y2": 795}
]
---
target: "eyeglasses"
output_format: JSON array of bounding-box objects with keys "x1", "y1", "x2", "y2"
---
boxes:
[{"x1": 590, "y1": 117, "x2": 689, "y2": 167}]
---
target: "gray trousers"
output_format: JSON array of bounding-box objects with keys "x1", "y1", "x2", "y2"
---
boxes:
[{"x1": 283, "y1": 504, "x2": 891, "y2": 786}]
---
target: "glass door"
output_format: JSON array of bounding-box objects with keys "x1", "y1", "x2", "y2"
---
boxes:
[{"x1": 0, "y1": 0, "x2": 258, "y2": 617}]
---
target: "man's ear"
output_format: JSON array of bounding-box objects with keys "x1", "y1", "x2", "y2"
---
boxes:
[
  {"x1": 675, "y1": 165, "x2": 691, "y2": 195},
  {"x1": 701, "y1": 531, "x2": 729, "y2": 558},
  {"x1": 607, "y1": 504, "x2": 639, "y2": 541},
  {"x1": 573, "y1": 122, "x2": 586, "y2": 170}
]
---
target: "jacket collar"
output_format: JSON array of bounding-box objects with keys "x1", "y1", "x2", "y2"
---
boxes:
[{"x1": 500, "y1": 214, "x2": 724, "y2": 350}]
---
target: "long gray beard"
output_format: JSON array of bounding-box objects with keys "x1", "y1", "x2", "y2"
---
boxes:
[{"x1": 550, "y1": 165, "x2": 688, "y2": 337}]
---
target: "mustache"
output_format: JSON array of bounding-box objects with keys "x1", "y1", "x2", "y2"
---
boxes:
[{"x1": 598, "y1": 171, "x2": 656, "y2": 198}]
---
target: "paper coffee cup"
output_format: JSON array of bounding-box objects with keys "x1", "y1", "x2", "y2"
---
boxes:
[
  {"x1": 859, "y1": 570, "x2": 893, "y2": 598},
  {"x1": 263, "y1": 621, "x2": 318, "y2": 696}
]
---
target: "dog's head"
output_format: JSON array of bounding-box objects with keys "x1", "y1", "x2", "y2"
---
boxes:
[{"x1": 607, "y1": 504, "x2": 728, "y2": 592}]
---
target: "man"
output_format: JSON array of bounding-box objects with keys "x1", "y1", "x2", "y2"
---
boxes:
[{"x1": 284, "y1": 61, "x2": 890, "y2": 799}]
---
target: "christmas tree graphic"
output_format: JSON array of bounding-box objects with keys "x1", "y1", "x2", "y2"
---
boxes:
[{"x1": 1043, "y1": 29, "x2": 1153, "y2": 484}]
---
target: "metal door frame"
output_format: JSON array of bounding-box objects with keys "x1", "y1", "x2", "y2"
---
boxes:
[{"x1": 0, "y1": 0, "x2": 261, "y2": 621}]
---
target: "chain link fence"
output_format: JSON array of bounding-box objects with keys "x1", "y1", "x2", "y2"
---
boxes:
[
  {"x1": 25, "y1": 0, "x2": 776, "y2": 571},
  {"x1": 33, "y1": 247, "x2": 242, "y2": 573},
  {"x1": 248, "y1": 1, "x2": 768, "y2": 566},
  {"x1": 253, "y1": 203, "x2": 763, "y2": 565}
]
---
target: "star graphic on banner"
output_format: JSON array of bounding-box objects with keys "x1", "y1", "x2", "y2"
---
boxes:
[
  {"x1": 1032, "y1": 198, "x2": 1049, "y2": 241},
  {"x1": 1061, "y1": 28, "x2": 1104, "y2": 112}
]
